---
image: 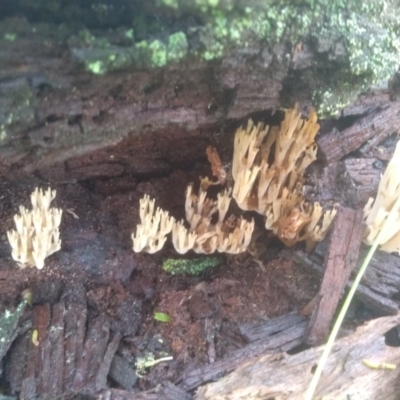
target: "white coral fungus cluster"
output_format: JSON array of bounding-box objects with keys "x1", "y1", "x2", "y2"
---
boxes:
[
  {"x1": 363, "y1": 140, "x2": 400, "y2": 253},
  {"x1": 132, "y1": 195, "x2": 175, "y2": 253},
  {"x1": 133, "y1": 105, "x2": 338, "y2": 255},
  {"x1": 232, "y1": 105, "x2": 336, "y2": 249},
  {"x1": 132, "y1": 187, "x2": 254, "y2": 255},
  {"x1": 7, "y1": 188, "x2": 62, "y2": 269}
]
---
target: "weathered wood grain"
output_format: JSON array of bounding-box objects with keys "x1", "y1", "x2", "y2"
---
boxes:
[
  {"x1": 318, "y1": 102, "x2": 400, "y2": 164},
  {"x1": 195, "y1": 314, "x2": 400, "y2": 400},
  {"x1": 305, "y1": 207, "x2": 364, "y2": 345},
  {"x1": 284, "y1": 248, "x2": 400, "y2": 315},
  {"x1": 179, "y1": 314, "x2": 308, "y2": 391}
]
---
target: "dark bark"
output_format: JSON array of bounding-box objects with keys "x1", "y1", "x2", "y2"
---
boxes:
[
  {"x1": 305, "y1": 207, "x2": 364, "y2": 345},
  {"x1": 109, "y1": 355, "x2": 138, "y2": 391},
  {"x1": 15, "y1": 284, "x2": 125, "y2": 399},
  {"x1": 317, "y1": 102, "x2": 400, "y2": 164},
  {"x1": 284, "y1": 247, "x2": 400, "y2": 315},
  {"x1": 179, "y1": 313, "x2": 308, "y2": 391}
]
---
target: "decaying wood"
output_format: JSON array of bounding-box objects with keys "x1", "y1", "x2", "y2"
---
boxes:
[
  {"x1": 96, "y1": 332, "x2": 122, "y2": 391},
  {"x1": 309, "y1": 157, "x2": 382, "y2": 209},
  {"x1": 99, "y1": 381, "x2": 192, "y2": 400},
  {"x1": 15, "y1": 284, "x2": 122, "y2": 399},
  {"x1": 195, "y1": 313, "x2": 400, "y2": 400},
  {"x1": 20, "y1": 303, "x2": 51, "y2": 398},
  {"x1": 63, "y1": 284, "x2": 88, "y2": 391},
  {"x1": 99, "y1": 389, "x2": 160, "y2": 400},
  {"x1": 179, "y1": 313, "x2": 308, "y2": 391},
  {"x1": 341, "y1": 158, "x2": 382, "y2": 204},
  {"x1": 305, "y1": 207, "x2": 364, "y2": 345},
  {"x1": 341, "y1": 91, "x2": 392, "y2": 117},
  {"x1": 284, "y1": 248, "x2": 400, "y2": 315},
  {"x1": 109, "y1": 355, "x2": 138, "y2": 391},
  {"x1": 317, "y1": 101, "x2": 400, "y2": 164},
  {"x1": 0, "y1": 21, "x2": 283, "y2": 176},
  {"x1": 71, "y1": 315, "x2": 111, "y2": 392}
]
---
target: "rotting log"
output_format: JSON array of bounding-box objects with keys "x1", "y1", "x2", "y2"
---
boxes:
[
  {"x1": 341, "y1": 91, "x2": 392, "y2": 117},
  {"x1": 341, "y1": 158, "x2": 382, "y2": 205},
  {"x1": 195, "y1": 313, "x2": 400, "y2": 400},
  {"x1": 108, "y1": 355, "x2": 138, "y2": 391},
  {"x1": 308, "y1": 157, "x2": 382, "y2": 209},
  {"x1": 305, "y1": 207, "x2": 364, "y2": 346},
  {"x1": 14, "y1": 283, "x2": 123, "y2": 399},
  {"x1": 179, "y1": 313, "x2": 308, "y2": 391},
  {"x1": 99, "y1": 381, "x2": 192, "y2": 400},
  {"x1": 317, "y1": 101, "x2": 400, "y2": 164},
  {"x1": 284, "y1": 247, "x2": 400, "y2": 315},
  {"x1": 0, "y1": 17, "x2": 283, "y2": 176}
]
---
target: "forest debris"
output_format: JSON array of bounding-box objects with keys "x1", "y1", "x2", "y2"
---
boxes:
[
  {"x1": 283, "y1": 248, "x2": 400, "y2": 315},
  {"x1": 72, "y1": 315, "x2": 111, "y2": 392},
  {"x1": 179, "y1": 313, "x2": 307, "y2": 391},
  {"x1": 231, "y1": 105, "x2": 336, "y2": 249},
  {"x1": 15, "y1": 285, "x2": 126, "y2": 399},
  {"x1": 239, "y1": 312, "x2": 306, "y2": 342},
  {"x1": 7, "y1": 187, "x2": 63, "y2": 269},
  {"x1": 310, "y1": 157, "x2": 382, "y2": 209},
  {"x1": 135, "y1": 353, "x2": 173, "y2": 377},
  {"x1": 304, "y1": 207, "x2": 364, "y2": 346},
  {"x1": 194, "y1": 314, "x2": 400, "y2": 400},
  {"x1": 363, "y1": 139, "x2": 400, "y2": 253},
  {"x1": 318, "y1": 102, "x2": 400, "y2": 164},
  {"x1": 205, "y1": 145, "x2": 226, "y2": 185},
  {"x1": 109, "y1": 355, "x2": 138, "y2": 390},
  {"x1": 96, "y1": 332, "x2": 122, "y2": 391},
  {"x1": 99, "y1": 382, "x2": 191, "y2": 400},
  {"x1": 21, "y1": 304, "x2": 51, "y2": 397},
  {"x1": 162, "y1": 381, "x2": 192, "y2": 400},
  {"x1": 63, "y1": 285, "x2": 87, "y2": 390}
]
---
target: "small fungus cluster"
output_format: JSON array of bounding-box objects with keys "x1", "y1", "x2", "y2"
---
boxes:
[
  {"x1": 132, "y1": 186, "x2": 254, "y2": 255},
  {"x1": 7, "y1": 188, "x2": 62, "y2": 269}
]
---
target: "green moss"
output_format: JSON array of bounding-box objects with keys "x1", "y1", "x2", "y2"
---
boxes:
[
  {"x1": 163, "y1": 0, "x2": 397, "y2": 113},
  {"x1": 167, "y1": 31, "x2": 188, "y2": 62},
  {"x1": 70, "y1": 28, "x2": 188, "y2": 73},
  {"x1": 313, "y1": 87, "x2": 357, "y2": 116},
  {"x1": 125, "y1": 28, "x2": 134, "y2": 39},
  {"x1": 148, "y1": 39, "x2": 167, "y2": 67},
  {"x1": 64, "y1": 0, "x2": 399, "y2": 114},
  {"x1": 4, "y1": 33, "x2": 17, "y2": 41},
  {"x1": 87, "y1": 60, "x2": 106, "y2": 75},
  {"x1": 160, "y1": 0, "x2": 179, "y2": 8},
  {"x1": 163, "y1": 257, "x2": 221, "y2": 275}
]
